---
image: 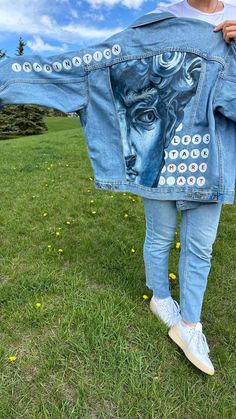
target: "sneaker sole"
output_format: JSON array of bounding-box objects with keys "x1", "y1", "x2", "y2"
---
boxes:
[{"x1": 168, "y1": 325, "x2": 215, "y2": 376}]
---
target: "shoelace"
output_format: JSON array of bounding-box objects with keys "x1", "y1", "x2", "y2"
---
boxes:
[
  {"x1": 164, "y1": 299, "x2": 181, "y2": 327},
  {"x1": 153, "y1": 297, "x2": 181, "y2": 327},
  {"x1": 188, "y1": 324, "x2": 210, "y2": 355},
  {"x1": 172, "y1": 300, "x2": 181, "y2": 317}
]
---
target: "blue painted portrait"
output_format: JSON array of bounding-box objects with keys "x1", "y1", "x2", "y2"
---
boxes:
[{"x1": 109, "y1": 51, "x2": 202, "y2": 187}]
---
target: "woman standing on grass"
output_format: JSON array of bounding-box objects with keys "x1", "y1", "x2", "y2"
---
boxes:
[{"x1": 143, "y1": 0, "x2": 236, "y2": 375}]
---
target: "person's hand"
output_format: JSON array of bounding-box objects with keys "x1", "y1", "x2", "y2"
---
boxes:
[{"x1": 214, "y1": 20, "x2": 236, "y2": 43}]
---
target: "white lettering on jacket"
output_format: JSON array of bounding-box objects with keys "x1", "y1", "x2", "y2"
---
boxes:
[
  {"x1": 187, "y1": 176, "x2": 196, "y2": 185},
  {"x1": 93, "y1": 51, "x2": 103, "y2": 62},
  {"x1": 52, "y1": 62, "x2": 62, "y2": 72},
  {"x1": 166, "y1": 176, "x2": 175, "y2": 186},
  {"x1": 181, "y1": 135, "x2": 191, "y2": 145},
  {"x1": 197, "y1": 176, "x2": 206, "y2": 186},
  {"x1": 63, "y1": 59, "x2": 72, "y2": 69},
  {"x1": 83, "y1": 54, "x2": 92, "y2": 64},
  {"x1": 158, "y1": 176, "x2": 166, "y2": 185},
  {"x1": 72, "y1": 57, "x2": 82, "y2": 67},
  {"x1": 160, "y1": 131, "x2": 210, "y2": 188},
  {"x1": 171, "y1": 135, "x2": 180, "y2": 145},
  {"x1": 44, "y1": 64, "x2": 52, "y2": 73},
  {"x1": 33, "y1": 63, "x2": 42, "y2": 72},
  {"x1": 12, "y1": 63, "x2": 22, "y2": 72},
  {"x1": 23, "y1": 62, "x2": 32, "y2": 72},
  {"x1": 11, "y1": 44, "x2": 121, "y2": 73},
  {"x1": 167, "y1": 164, "x2": 176, "y2": 173}
]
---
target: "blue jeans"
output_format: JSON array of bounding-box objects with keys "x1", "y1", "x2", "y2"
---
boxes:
[{"x1": 143, "y1": 199, "x2": 223, "y2": 323}]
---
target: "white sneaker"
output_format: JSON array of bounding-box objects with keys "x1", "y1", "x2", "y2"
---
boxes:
[
  {"x1": 150, "y1": 295, "x2": 181, "y2": 328},
  {"x1": 168, "y1": 321, "x2": 215, "y2": 375}
]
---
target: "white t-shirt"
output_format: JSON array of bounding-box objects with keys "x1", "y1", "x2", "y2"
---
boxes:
[{"x1": 149, "y1": 0, "x2": 236, "y2": 24}]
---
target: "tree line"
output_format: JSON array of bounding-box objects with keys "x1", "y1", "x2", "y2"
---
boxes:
[{"x1": 0, "y1": 37, "x2": 66, "y2": 138}]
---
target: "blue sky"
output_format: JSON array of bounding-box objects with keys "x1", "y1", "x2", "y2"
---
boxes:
[
  {"x1": 0, "y1": 0, "x2": 167, "y2": 57},
  {"x1": 0, "y1": 0, "x2": 235, "y2": 57}
]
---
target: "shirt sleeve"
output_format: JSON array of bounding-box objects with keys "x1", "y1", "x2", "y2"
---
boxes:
[
  {"x1": 213, "y1": 42, "x2": 236, "y2": 122},
  {"x1": 0, "y1": 51, "x2": 88, "y2": 113}
]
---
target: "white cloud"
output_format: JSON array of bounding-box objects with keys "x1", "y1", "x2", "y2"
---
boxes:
[
  {"x1": 83, "y1": 11, "x2": 106, "y2": 21},
  {"x1": 0, "y1": 0, "x2": 123, "y2": 52},
  {"x1": 156, "y1": 0, "x2": 181, "y2": 7},
  {"x1": 27, "y1": 36, "x2": 68, "y2": 52},
  {"x1": 85, "y1": 0, "x2": 147, "y2": 9},
  {"x1": 157, "y1": 0, "x2": 236, "y2": 5},
  {"x1": 40, "y1": 15, "x2": 56, "y2": 31},
  {"x1": 71, "y1": 9, "x2": 79, "y2": 18},
  {"x1": 61, "y1": 23, "x2": 121, "y2": 39}
]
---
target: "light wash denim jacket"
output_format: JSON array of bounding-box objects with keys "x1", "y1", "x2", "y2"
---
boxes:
[{"x1": 0, "y1": 11, "x2": 236, "y2": 204}]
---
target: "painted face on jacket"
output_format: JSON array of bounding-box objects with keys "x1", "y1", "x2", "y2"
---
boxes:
[{"x1": 110, "y1": 51, "x2": 202, "y2": 187}]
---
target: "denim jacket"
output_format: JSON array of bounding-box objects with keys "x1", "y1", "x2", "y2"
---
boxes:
[{"x1": 0, "y1": 11, "x2": 236, "y2": 204}]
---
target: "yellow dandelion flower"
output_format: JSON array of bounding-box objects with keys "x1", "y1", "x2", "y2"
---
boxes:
[
  {"x1": 169, "y1": 273, "x2": 177, "y2": 280},
  {"x1": 45, "y1": 184, "x2": 49, "y2": 187},
  {"x1": 8, "y1": 356, "x2": 17, "y2": 362},
  {"x1": 35, "y1": 303, "x2": 41, "y2": 309},
  {"x1": 47, "y1": 167, "x2": 51, "y2": 171},
  {"x1": 132, "y1": 199, "x2": 136, "y2": 202},
  {"x1": 66, "y1": 164, "x2": 69, "y2": 167},
  {"x1": 110, "y1": 195, "x2": 114, "y2": 198},
  {"x1": 91, "y1": 210, "x2": 97, "y2": 215},
  {"x1": 175, "y1": 242, "x2": 181, "y2": 249},
  {"x1": 47, "y1": 244, "x2": 52, "y2": 249},
  {"x1": 142, "y1": 294, "x2": 149, "y2": 300},
  {"x1": 43, "y1": 212, "x2": 48, "y2": 217},
  {"x1": 66, "y1": 220, "x2": 71, "y2": 225},
  {"x1": 87, "y1": 189, "x2": 91, "y2": 192},
  {"x1": 58, "y1": 248, "x2": 64, "y2": 253},
  {"x1": 90, "y1": 200, "x2": 94, "y2": 204},
  {"x1": 89, "y1": 176, "x2": 93, "y2": 181},
  {"x1": 131, "y1": 247, "x2": 136, "y2": 253},
  {"x1": 56, "y1": 231, "x2": 60, "y2": 236},
  {"x1": 124, "y1": 213, "x2": 129, "y2": 219},
  {"x1": 123, "y1": 193, "x2": 127, "y2": 196}
]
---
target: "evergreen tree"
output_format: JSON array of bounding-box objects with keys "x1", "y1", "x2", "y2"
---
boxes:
[
  {"x1": 15, "y1": 37, "x2": 26, "y2": 56},
  {"x1": 0, "y1": 105, "x2": 47, "y2": 136},
  {"x1": 0, "y1": 37, "x2": 48, "y2": 138}
]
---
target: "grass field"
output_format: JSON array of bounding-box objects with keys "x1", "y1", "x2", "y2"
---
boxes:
[{"x1": 0, "y1": 116, "x2": 235, "y2": 418}]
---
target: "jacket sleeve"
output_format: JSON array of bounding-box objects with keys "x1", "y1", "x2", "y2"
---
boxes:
[
  {"x1": 0, "y1": 51, "x2": 88, "y2": 113},
  {"x1": 213, "y1": 42, "x2": 236, "y2": 122}
]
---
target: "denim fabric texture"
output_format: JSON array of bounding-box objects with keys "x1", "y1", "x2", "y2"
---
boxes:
[
  {"x1": 143, "y1": 198, "x2": 223, "y2": 322},
  {"x1": 0, "y1": 11, "x2": 236, "y2": 203}
]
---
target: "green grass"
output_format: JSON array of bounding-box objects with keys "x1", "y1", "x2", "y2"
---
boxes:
[{"x1": 0, "y1": 116, "x2": 235, "y2": 418}]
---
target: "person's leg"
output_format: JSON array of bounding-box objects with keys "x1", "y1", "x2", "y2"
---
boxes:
[
  {"x1": 178, "y1": 202, "x2": 223, "y2": 324},
  {"x1": 143, "y1": 198, "x2": 178, "y2": 298}
]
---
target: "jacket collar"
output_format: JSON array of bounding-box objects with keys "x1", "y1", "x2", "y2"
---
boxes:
[{"x1": 128, "y1": 11, "x2": 176, "y2": 28}]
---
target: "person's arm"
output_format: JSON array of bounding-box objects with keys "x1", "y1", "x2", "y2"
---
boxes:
[
  {"x1": 213, "y1": 41, "x2": 236, "y2": 122},
  {"x1": 0, "y1": 51, "x2": 88, "y2": 113}
]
